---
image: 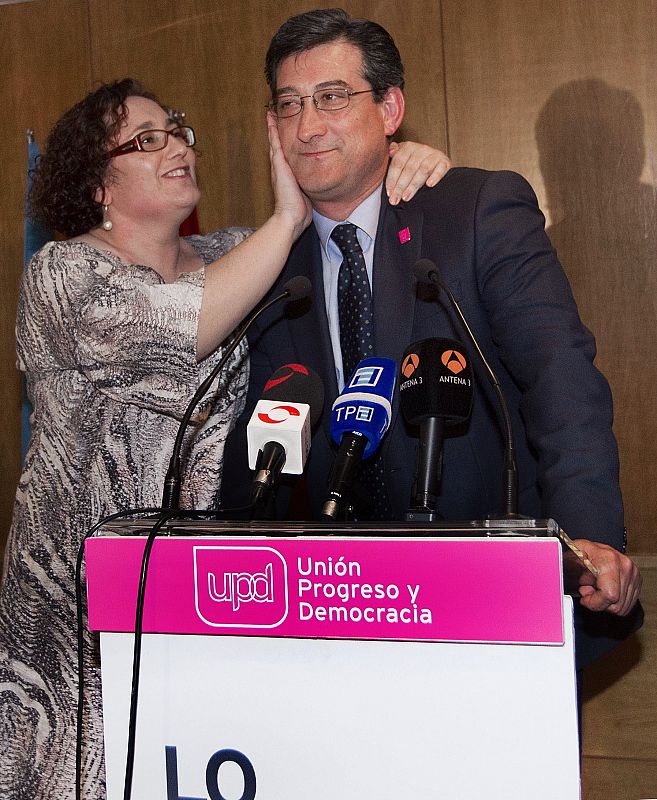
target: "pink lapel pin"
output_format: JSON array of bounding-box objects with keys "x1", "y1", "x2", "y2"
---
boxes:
[{"x1": 398, "y1": 226, "x2": 411, "y2": 244}]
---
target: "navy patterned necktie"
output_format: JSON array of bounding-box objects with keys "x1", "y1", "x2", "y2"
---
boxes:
[
  {"x1": 331, "y1": 223, "x2": 391, "y2": 520},
  {"x1": 331, "y1": 223, "x2": 374, "y2": 383}
]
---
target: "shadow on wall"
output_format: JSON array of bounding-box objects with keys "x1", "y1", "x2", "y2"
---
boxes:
[{"x1": 536, "y1": 79, "x2": 657, "y2": 544}]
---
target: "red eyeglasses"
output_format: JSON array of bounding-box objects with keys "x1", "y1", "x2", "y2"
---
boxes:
[{"x1": 108, "y1": 126, "x2": 196, "y2": 158}]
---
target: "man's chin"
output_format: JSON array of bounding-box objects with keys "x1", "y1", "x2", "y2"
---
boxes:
[
  {"x1": 292, "y1": 157, "x2": 341, "y2": 192},
  {"x1": 296, "y1": 179, "x2": 342, "y2": 206}
]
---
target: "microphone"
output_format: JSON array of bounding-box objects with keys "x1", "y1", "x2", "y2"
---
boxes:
[
  {"x1": 161, "y1": 277, "x2": 312, "y2": 510},
  {"x1": 321, "y1": 357, "x2": 397, "y2": 520},
  {"x1": 248, "y1": 364, "x2": 324, "y2": 512},
  {"x1": 414, "y1": 259, "x2": 518, "y2": 516},
  {"x1": 261, "y1": 363, "x2": 324, "y2": 427},
  {"x1": 399, "y1": 338, "x2": 474, "y2": 519}
]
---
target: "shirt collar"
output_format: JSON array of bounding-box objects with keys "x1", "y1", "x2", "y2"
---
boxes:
[{"x1": 313, "y1": 185, "x2": 383, "y2": 257}]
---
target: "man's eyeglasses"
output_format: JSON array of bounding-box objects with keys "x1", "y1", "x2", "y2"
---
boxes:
[
  {"x1": 268, "y1": 87, "x2": 380, "y2": 119},
  {"x1": 108, "y1": 126, "x2": 196, "y2": 158}
]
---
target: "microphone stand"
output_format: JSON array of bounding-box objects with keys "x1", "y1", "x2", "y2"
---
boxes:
[
  {"x1": 321, "y1": 432, "x2": 367, "y2": 521},
  {"x1": 418, "y1": 260, "x2": 519, "y2": 517},
  {"x1": 405, "y1": 416, "x2": 444, "y2": 522}
]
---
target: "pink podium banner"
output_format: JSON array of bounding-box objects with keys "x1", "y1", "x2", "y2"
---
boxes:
[{"x1": 85, "y1": 536, "x2": 564, "y2": 645}]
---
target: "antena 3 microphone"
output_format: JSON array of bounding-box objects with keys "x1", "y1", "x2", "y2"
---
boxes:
[
  {"x1": 400, "y1": 338, "x2": 473, "y2": 426},
  {"x1": 322, "y1": 357, "x2": 397, "y2": 520},
  {"x1": 400, "y1": 338, "x2": 474, "y2": 517}
]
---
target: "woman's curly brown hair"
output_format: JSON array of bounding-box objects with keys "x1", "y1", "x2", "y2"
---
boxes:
[{"x1": 29, "y1": 78, "x2": 162, "y2": 237}]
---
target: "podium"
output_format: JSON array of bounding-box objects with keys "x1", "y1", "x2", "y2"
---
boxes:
[{"x1": 86, "y1": 519, "x2": 581, "y2": 799}]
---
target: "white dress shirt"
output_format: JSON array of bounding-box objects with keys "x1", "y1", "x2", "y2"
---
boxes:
[{"x1": 312, "y1": 186, "x2": 382, "y2": 390}]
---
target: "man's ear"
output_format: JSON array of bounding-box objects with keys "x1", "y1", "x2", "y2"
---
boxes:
[{"x1": 382, "y1": 87, "x2": 405, "y2": 137}]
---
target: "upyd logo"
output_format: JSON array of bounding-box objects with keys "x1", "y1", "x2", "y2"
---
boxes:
[{"x1": 194, "y1": 547, "x2": 288, "y2": 628}]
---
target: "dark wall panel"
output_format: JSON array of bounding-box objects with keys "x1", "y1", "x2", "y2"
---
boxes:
[
  {"x1": 0, "y1": 0, "x2": 92, "y2": 549},
  {"x1": 441, "y1": 1, "x2": 657, "y2": 789},
  {"x1": 87, "y1": 0, "x2": 447, "y2": 232},
  {"x1": 0, "y1": 0, "x2": 446, "y2": 551},
  {"x1": 442, "y1": 0, "x2": 657, "y2": 550}
]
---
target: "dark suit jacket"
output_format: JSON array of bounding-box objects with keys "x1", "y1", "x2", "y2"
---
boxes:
[{"x1": 222, "y1": 167, "x2": 642, "y2": 667}]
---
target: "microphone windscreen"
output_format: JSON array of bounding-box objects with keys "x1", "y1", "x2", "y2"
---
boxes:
[
  {"x1": 283, "y1": 276, "x2": 312, "y2": 301},
  {"x1": 413, "y1": 258, "x2": 441, "y2": 286},
  {"x1": 262, "y1": 363, "x2": 324, "y2": 428},
  {"x1": 330, "y1": 357, "x2": 397, "y2": 457},
  {"x1": 399, "y1": 338, "x2": 473, "y2": 426}
]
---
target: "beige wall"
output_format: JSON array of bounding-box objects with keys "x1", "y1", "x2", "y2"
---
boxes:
[{"x1": 0, "y1": 1, "x2": 655, "y2": 795}]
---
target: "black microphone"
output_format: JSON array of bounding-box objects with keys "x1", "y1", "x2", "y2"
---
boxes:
[
  {"x1": 399, "y1": 338, "x2": 474, "y2": 519},
  {"x1": 161, "y1": 277, "x2": 312, "y2": 509},
  {"x1": 414, "y1": 258, "x2": 518, "y2": 516},
  {"x1": 260, "y1": 363, "x2": 325, "y2": 427},
  {"x1": 248, "y1": 364, "x2": 324, "y2": 514}
]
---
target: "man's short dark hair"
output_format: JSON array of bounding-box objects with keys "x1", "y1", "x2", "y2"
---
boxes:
[{"x1": 265, "y1": 8, "x2": 405, "y2": 101}]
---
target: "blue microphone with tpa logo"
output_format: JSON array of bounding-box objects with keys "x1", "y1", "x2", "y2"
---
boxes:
[{"x1": 322, "y1": 358, "x2": 397, "y2": 520}]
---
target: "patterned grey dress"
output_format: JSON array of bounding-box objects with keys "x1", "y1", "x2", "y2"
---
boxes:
[{"x1": 0, "y1": 229, "x2": 251, "y2": 799}]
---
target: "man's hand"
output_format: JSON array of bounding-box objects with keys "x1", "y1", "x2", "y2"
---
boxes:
[
  {"x1": 573, "y1": 539, "x2": 642, "y2": 615},
  {"x1": 386, "y1": 141, "x2": 451, "y2": 205}
]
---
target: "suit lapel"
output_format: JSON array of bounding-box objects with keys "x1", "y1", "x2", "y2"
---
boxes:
[
  {"x1": 282, "y1": 227, "x2": 338, "y2": 455},
  {"x1": 371, "y1": 195, "x2": 425, "y2": 460},
  {"x1": 372, "y1": 194, "x2": 424, "y2": 364},
  {"x1": 282, "y1": 227, "x2": 338, "y2": 398}
]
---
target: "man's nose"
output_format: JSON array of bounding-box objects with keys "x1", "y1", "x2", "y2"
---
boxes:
[{"x1": 296, "y1": 99, "x2": 327, "y2": 141}]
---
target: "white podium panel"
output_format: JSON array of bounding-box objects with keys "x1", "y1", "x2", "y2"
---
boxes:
[
  {"x1": 87, "y1": 531, "x2": 581, "y2": 799},
  {"x1": 100, "y1": 597, "x2": 579, "y2": 800}
]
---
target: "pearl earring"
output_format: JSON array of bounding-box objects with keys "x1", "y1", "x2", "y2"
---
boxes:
[{"x1": 102, "y1": 204, "x2": 113, "y2": 231}]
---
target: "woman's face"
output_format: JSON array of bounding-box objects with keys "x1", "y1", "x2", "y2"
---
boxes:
[{"x1": 102, "y1": 95, "x2": 200, "y2": 224}]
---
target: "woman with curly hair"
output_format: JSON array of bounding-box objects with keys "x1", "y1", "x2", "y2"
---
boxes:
[
  {"x1": 0, "y1": 76, "x2": 312, "y2": 800},
  {"x1": 0, "y1": 78, "x2": 449, "y2": 799}
]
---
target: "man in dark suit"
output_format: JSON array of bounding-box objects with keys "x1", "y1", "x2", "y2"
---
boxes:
[{"x1": 222, "y1": 8, "x2": 641, "y2": 666}]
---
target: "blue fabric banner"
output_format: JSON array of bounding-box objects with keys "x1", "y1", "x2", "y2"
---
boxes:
[{"x1": 22, "y1": 134, "x2": 53, "y2": 459}]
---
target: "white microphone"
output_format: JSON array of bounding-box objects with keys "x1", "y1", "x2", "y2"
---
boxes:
[
  {"x1": 247, "y1": 399, "x2": 312, "y2": 478},
  {"x1": 246, "y1": 363, "x2": 324, "y2": 517}
]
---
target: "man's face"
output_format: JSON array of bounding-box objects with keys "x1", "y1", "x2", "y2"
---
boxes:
[{"x1": 274, "y1": 40, "x2": 404, "y2": 219}]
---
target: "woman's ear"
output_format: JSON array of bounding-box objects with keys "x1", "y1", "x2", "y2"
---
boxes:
[{"x1": 94, "y1": 186, "x2": 110, "y2": 205}]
